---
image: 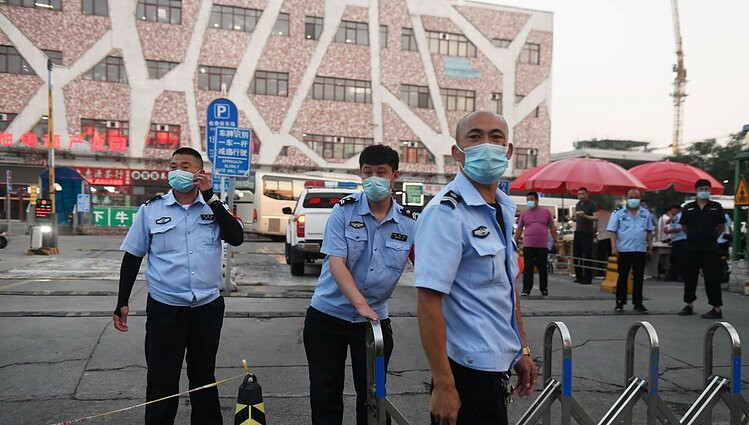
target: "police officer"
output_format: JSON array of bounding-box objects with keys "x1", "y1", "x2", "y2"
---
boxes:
[
  {"x1": 415, "y1": 110, "x2": 538, "y2": 425},
  {"x1": 113, "y1": 147, "x2": 244, "y2": 424},
  {"x1": 303, "y1": 144, "x2": 416, "y2": 425},
  {"x1": 607, "y1": 189, "x2": 654, "y2": 313}
]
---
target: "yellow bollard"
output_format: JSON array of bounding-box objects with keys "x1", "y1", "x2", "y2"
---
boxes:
[
  {"x1": 600, "y1": 256, "x2": 633, "y2": 294},
  {"x1": 234, "y1": 373, "x2": 265, "y2": 425}
]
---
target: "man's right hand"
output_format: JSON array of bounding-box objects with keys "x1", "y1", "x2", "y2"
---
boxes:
[
  {"x1": 430, "y1": 383, "x2": 461, "y2": 425},
  {"x1": 113, "y1": 306, "x2": 129, "y2": 332},
  {"x1": 355, "y1": 302, "x2": 379, "y2": 321},
  {"x1": 611, "y1": 248, "x2": 618, "y2": 257}
]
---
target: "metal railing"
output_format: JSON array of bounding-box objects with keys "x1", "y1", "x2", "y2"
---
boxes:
[{"x1": 366, "y1": 320, "x2": 411, "y2": 425}]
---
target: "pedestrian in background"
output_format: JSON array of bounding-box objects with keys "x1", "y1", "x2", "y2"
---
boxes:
[
  {"x1": 595, "y1": 206, "x2": 612, "y2": 278},
  {"x1": 515, "y1": 191, "x2": 558, "y2": 296},
  {"x1": 718, "y1": 212, "x2": 733, "y2": 283},
  {"x1": 608, "y1": 189, "x2": 654, "y2": 313},
  {"x1": 113, "y1": 147, "x2": 244, "y2": 424},
  {"x1": 657, "y1": 205, "x2": 679, "y2": 243},
  {"x1": 666, "y1": 205, "x2": 685, "y2": 281},
  {"x1": 677, "y1": 179, "x2": 725, "y2": 319},
  {"x1": 573, "y1": 188, "x2": 598, "y2": 285}
]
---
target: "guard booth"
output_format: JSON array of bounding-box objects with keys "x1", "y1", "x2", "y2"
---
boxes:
[{"x1": 731, "y1": 150, "x2": 749, "y2": 262}]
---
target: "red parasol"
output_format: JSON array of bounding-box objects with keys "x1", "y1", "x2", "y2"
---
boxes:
[
  {"x1": 509, "y1": 163, "x2": 550, "y2": 193},
  {"x1": 521, "y1": 158, "x2": 647, "y2": 195},
  {"x1": 628, "y1": 161, "x2": 724, "y2": 194}
]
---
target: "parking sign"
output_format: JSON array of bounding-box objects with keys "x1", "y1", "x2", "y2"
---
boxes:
[{"x1": 206, "y1": 98, "x2": 238, "y2": 162}]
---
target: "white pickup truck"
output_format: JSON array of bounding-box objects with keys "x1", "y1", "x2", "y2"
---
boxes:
[{"x1": 283, "y1": 186, "x2": 359, "y2": 276}]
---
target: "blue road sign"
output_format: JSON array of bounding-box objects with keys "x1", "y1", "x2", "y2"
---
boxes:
[
  {"x1": 211, "y1": 173, "x2": 230, "y2": 193},
  {"x1": 206, "y1": 98, "x2": 238, "y2": 162},
  {"x1": 498, "y1": 179, "x2": 510, "y2": 195},
  {"x1": 213, "y1": 126, "x2": 252, "y2": 177}
]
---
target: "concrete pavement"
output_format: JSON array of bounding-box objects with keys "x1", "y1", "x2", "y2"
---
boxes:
[{"x1": 0, "y1": 229, "x2": 747, "y2": 424}]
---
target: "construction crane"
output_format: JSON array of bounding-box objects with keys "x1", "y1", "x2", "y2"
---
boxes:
[{"x1": 670, "y1": 0, "x2": 687, "y2": 155}]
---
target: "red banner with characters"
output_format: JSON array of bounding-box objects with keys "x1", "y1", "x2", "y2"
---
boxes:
[{"x1": 74, "y1": 167, "x2": 169, "y2": 186}]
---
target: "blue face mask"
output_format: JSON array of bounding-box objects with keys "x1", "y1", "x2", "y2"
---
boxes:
[
  {"x1": 168, "y1": 169, "x2": 195, "y2": 193},
  {"x1": 363, "y1": 176, "x2": 392, "y2": 202},
  {"x1": 457, "y1": 143, "x2": 509, "y2": 184},
  {"x1": 696, "y1": 191, "x2": 710, "y2": 200},
  {"x1": 627, "y1": 198, "x2": 641, "y2": 209},
  {"x1": 527, "y1": 201, "x2": 536, "y2": 209}
]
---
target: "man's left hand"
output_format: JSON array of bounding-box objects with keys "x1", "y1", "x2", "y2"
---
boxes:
[
  {"x1": 514, "y1": 355, "x2": 538, "y2": 397},
  {"x1": 193, "y1": 170, "x2": 212, "y2": 192}
]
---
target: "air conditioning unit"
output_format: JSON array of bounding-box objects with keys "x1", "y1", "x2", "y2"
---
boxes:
[
  {"x1": 528, "y1": 149, "x2": 538, "y2": 155},
  {"x1": 157, "y1": 124, "x2": 170, "y2": 132},
  {"x1": 405, "y1": 141, "x2": 419, "y2": 148},
  {"x1": 491, "y1": 93, "x2": 501, "y2": 101},
  {"x1": 106, "y1": 121, "x2": 120, "y2": 128},
  {"x1": 440, "y1": 33, "x2": 449, "y2": 40},
  {"x1": 334, "y1": 136, "x2": 343, "y2": 143},
  {"x1": 0, "y1": 114, "x2": 7, "y2": 121}
]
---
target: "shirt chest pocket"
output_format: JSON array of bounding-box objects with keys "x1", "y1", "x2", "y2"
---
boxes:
[
  {"x1": 150, "y1": 223, "x2": 180, "y2": 253},
  {"x1": 345, "y1": 230, "x2": 368, "y2": 268},
  {"x1": 467, "y1": 236, "x2": 507, "y2": 287},
  {"x1": 383, "y1": 240, "x2": 410, "y2": 270},
  {"x1": 197, "y1": 219, "x2": 220, "y2": 245}
]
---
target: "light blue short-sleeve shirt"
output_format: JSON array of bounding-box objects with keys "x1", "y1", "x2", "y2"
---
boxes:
[
  {"x1": 607, "y1": 206, "x2": 654, "y2": 252},
  {"x1": 120, "y1": 190, "x2": 232, "y2": 307},
  {"x1": 310, "y1": 191, "x2": 416, "y2": 322},
  {"x1": 414, "y1": 172, "x2": 522, "y2": 372},
  {"x1": 670, "y1": 212, "x2": 686, "y2": 242}
]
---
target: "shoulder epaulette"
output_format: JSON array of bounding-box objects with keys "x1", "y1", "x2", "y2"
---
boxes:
[
  {"x1": 338, "y1": 195, "x2": 358, "y2": 206},
  {"x1": 440, "y1": 190, "x2": 462, "y2": 209},
  {"x1": 399, "y1": 207, "x2": 418, "y2": 220},
  {"x1": 145, "y1": 195, "x2": 162, "y2": 205}
]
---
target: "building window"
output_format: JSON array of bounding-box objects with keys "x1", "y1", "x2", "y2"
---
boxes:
[
  {"x1": 146, "y1": 60, "x2": 177, "y2": 79},
  {"x1": 519, "y1": 42, "x2": 540, "y2": 65},
  {"x1": 250, "y1": 71, "x2": 289, "y2": 96},
  {"x1": 83, "y1": 56, "x2": 127, "y2": 83},
  {"x1": 303, "y1": 133, "x2": 373, "y2": 160},
  {"x1": 0, "y1": 0, "x2": 61, "y2": 11},
  {"x1": 137, "y1": 0, "x2": 181, "y2": 24},
  {"x1": 335, "y1": 20, "x2": 369, "y2": 46},
  {"x1": 42, "y1": 49, "x2": 63, "y2": 66},
  {"x1": 441, "y1": 88, "x2": 475, "y2": 112},
  {"x1": 273, "y1": 12, "x2": 290, "y2": 36},
  {"x1": 209, "y1": 5, "x2": 261, "y2": 33},
  {"x1": 515, "y1": 148, "x2": 537, "y2": 170},
  {"x1": 80, "y1": 119, "x2": 130, "y2": 150},
  {"x1": 401, "y1": 140, "x2": 435, "y2": 164},
  {"x1": 198, "y1": 65, "x2": 235, "y2": 91},
  {"x1": 311, "y1": 76, "x2": 371, "y2": 103},
  {"x1": 534, "y1": 106, "x2": 540, "y2": 118},
  {"x1": 379, "y1": 25, "x2": 388, "y2": 48},
  {"x1": 0, "y1": 45, "x2": 35, "y2": 75},
  {"x1": 400, "y1": 84, "x2": 432, "y2": 109},
  {"x1": 401, "y1": 28, "x2": 417, "y2": 51},
  {"x1": 147, "y1": 123, "x2": 180, "y2": 149},
  {"x1": 425, "y1": 30, "x2": 476, "y2": 57},
  {"x1": 0, "y1": 113, "x2": 17, "y2": 131},
  {"x1": 492, "y1": 38, "x2": 511, "y2": 48},
  {"x1": 490, "y1": 92, "x2": 502, "y2": 114},
  {"x1": 199, "y1": 125, "x2": 206, "y2": 151},
  {"x1": 82, "y1": 0, "x2": 107, "y2": 16},
  {"x1": 305, "y1": 16, "x2": 323, "y2": 40}
]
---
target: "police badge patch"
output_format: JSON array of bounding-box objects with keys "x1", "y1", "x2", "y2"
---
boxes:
[
  {"x1": 472, "y1": 226, "x2": 490, "y2": 238},
  {"x1": 156, "y1": 217, "x2": 171, "y2": 225},
  {"x1": 201, "y1": 214, "x2": 215, "y2": 220},
  {"x1": 391, "y1": 232, "x2": 408, "y2": 241},
  {"x1": 349, "y1": 221, "x2": 365, "y2": 229}
]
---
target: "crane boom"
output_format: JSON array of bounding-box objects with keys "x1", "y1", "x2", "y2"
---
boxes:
[{"x1": 670, "y1": 0, "x2": 687, "y2": 155}]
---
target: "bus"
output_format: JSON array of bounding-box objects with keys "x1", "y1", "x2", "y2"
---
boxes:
[{"x1": 236, "y1": 170, "x2": 361, "y2": 237}]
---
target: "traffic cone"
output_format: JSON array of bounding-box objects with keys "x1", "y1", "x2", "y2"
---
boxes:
[{"x1": 234, "y1": 373, "x2": 265, "y2": 425}]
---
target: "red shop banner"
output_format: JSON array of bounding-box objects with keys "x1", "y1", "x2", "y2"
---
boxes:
[{"x1": 74, "y1": 167, "x2": 168, "y2": 186}]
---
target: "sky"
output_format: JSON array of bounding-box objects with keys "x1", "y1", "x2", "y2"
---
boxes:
[{"x1": 480, "y1": 0, "x2": 749, "y2": 154}]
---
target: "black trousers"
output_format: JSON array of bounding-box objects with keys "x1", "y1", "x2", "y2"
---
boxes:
[
  {"x1": 573, "y1": 232, "x2": 594, "y2": 284},
  {"x1": 684, "y1": 249, "x2": 723, "y2": 307},
  {"x1": 522, "y1": 247, "x2": 548, "y2": 293},
  {"x1": 596, "y1": 238, "x2": 612, "y2": 277},
  {"x1": 616, "y1": 251, "x2": 646, "y2": 306},
  {"x1": 430, "y1": 359, "x2": 508, "y2": 425},
  {"x1": 670, "y1": 240, "x2": 686, "y2": 281},
  {"x1": 145, "y1": 295, "x2": 225, "y2": 425},
  {"x1": 718, "y1": 242, "x2": 730, "y2": 282},
  {"x1": 303, "y1": 306, "x2": 394, "y2": 425}
]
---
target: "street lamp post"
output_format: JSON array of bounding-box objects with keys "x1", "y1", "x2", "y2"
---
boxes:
[{"x1": 47, "y1": 58, "x2": 58, "y2": 249}]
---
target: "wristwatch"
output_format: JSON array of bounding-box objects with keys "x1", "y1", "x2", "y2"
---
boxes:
[{"x1": 522, "y1": 347, "x2": 531, "y2": 357}]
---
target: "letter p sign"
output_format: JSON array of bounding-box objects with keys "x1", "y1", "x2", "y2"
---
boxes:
[{"x1": 215, "y1": 104, "x2": 229, "y2": 119}]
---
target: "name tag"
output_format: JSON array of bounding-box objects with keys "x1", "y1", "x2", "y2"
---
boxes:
[
  {"x1": 349, "y1": 221, "x2": 365, "y2": 229},
  {"x1": 155, "y1": 217, "x2": 171, "y2": 225},
  {"x1": 391, "y1": 232, "x2": 408, "y2": 242},
  {"x1": 472, "y1": 226, "x2": 490, "y2": 238},
  {"x1": 201, "y1": 214, "x2": 215, "y2": 220}
]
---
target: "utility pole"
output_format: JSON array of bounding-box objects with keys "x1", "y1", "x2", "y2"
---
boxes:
[
  {"x1": 670, "y1": 0, "x2": 687, "y2": 155},
  {"x1": 47, "y1": 58, "x2": 58, "y2": 249}
]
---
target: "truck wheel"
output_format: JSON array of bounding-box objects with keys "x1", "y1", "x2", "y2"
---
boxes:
[
  {"x1": 284, "y1": 243, "x2": 291, "y2": 265},
  {"x1": 290, "y1": 250, "x2": 305, "y2": 276}
]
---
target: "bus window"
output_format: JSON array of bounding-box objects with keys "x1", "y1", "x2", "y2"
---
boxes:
[{"x1": 263, "y1": 177, "x2": 294, "y2": 200}]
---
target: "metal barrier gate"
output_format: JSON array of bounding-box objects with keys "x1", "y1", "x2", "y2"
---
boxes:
[{"x1": 366, "y1": 320, "x2": 748, "y2": 425}]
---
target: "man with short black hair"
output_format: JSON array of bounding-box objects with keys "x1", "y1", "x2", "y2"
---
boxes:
[
  {"x1": 113, "y1": 147, "x2": 244, "y2": 424},
  {"x1": 573, "y1": 187, "x2": 598, "y2": 285},
  {"x1": 677, "y1": 179, "x2": 725, "y2": 319},
  {"x1": 303, "y1": 144, "x2": 416, "y2": 425}
]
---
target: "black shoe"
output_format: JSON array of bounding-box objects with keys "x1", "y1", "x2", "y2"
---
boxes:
[
  {"x1": 578, "y1": 281, "x2": 592, "y2": 285},
  {"x1": 700, "y1": 309, "x2": 723, "y2": 319},
  {"x1": 677, "y1": 305, "x2": 694, "y2": 316},
  {"x1": 633, "y1": 304, "x2": 648, "y2": 313},
  {"x1": 541, "y1": 290, "x2": 548, "y2": 296},
  {"x1": 521, "y1": 292, "x2": 530, "y2": 297},
  {"x1": 615, "y1": 302, "x2": 623, "y2": 313}
]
